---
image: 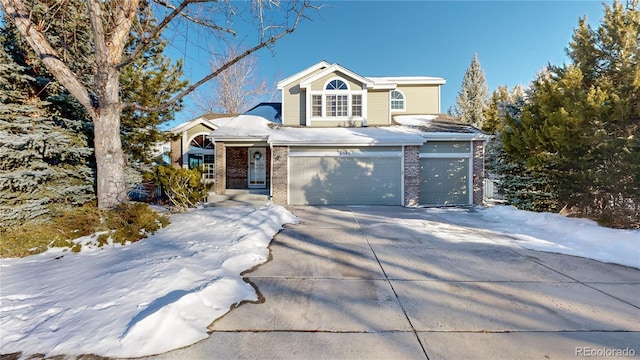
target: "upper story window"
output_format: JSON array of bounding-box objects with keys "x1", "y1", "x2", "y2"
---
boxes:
[
  {"x1": 390, "y1": 90, "x2": 405, "y2": 111},
  {"x1": 310, "y1": 77, "x2": 364, "y2": 119}
]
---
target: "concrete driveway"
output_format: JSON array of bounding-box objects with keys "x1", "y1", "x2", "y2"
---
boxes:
[{"x1": 152, "y1": 206, "x2": 640, "y2": 359}]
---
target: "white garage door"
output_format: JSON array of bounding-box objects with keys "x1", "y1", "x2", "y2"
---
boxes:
[
  {"x1": 289, "y1": 147, "x2": 402, "y2": 205},
  {"x1": 419, "y1": 141, "x2": 472, "y2": 205}
]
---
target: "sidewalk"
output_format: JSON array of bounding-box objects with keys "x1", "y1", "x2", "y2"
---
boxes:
[{"x1": 149, "y1": 206, "x2": 640, "y2": 359}]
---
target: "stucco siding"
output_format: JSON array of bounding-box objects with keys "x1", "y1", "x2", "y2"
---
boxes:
[
  {"x1": 396, "y1": 85, "x2": 440, "y2": 114},
  {"x1": 366, "y1": 90, "x2": 390, "y2": 126}
]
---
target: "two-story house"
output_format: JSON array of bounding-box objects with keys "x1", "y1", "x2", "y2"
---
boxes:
[{"x1": 209, "y1": 61, "x2": 490, "y2": 206}]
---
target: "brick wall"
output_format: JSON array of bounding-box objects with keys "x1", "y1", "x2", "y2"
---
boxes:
[
  {"x1": 472, "y1": 140, "x2": 485, "y2": 205},
  {"x1": 214, "y1": 142, "x2": 226, "y2": 194},
  {"x1": 403, "y1": 145, "x2": 420, "y2": 206},
  {"x1": 226, "y1": 147, "x2": 249, "y2": 189},
  {"x1": 271, "y1": 146, "x2": 288, "y2": 205}
]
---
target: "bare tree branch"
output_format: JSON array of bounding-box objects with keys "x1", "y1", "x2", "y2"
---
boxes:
[
  {"x1": 153, "y1": 0, "x2": 236, "y2": 35},
  {"x1": 122, "y1": 1, "x2": 315, "y2": 112},
  {"x1": 116, "y1": 0, "x2": 194, "y2": 69}
]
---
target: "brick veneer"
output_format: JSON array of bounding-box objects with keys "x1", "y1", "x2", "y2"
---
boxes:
[
  {"x1": 472, "y1": 140, "x2": 485, "y2": 205},
  {"x1": 403, "y1": 146, "x2": 420, "y2": 206},
  {"x1": 226, "y1": 147, "x2": 249, "y2": 189},
  {"x1": 214, "y1": 142, "x2": 226, "y2": 194},
  {"x1": 271, "y1": 146, "x2": 288, "y2": 205}
]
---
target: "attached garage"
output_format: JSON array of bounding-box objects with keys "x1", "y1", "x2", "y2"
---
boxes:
[
  {"x1": 289, "y1": 147, "x2": 403, "y2": 205},
  {"x1": 419, "y1": 141, "x2": 472, "y2": 205}
]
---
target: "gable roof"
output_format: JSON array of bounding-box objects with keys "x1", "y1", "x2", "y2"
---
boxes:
[
  {"x1": 277, "y1": 61, "x2": 446, "y2": 91},
  {"x1": 276, "y1": 61, "x2": 331, "y2": 89},
  {"x1": 169, "y1": 114, "x2": 235, "y2": 134},
  {"x1": 299, "y1": 63, "x2": 374, "y2": 88}
]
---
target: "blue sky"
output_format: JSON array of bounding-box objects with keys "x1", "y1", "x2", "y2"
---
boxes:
[{"x1": 171, "y1": 0, "x2": 607, "y2": 124}]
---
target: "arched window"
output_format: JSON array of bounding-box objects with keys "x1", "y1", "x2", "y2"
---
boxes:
[
  {"x1": 390, "y1": 90, "x2": 405, "y2": 111},
  {"x1": 188, "y1": 134, "x2": 215, "y2": 181},
  {"x1": 189, "y1": 134, "x2": 214, "y2": 150},
  {"x1": 326, "y1": 79, "x2": 348, "y2": 90},
  {"x1": 310, "y1": 77, "x2": 364, "y2": 119}
]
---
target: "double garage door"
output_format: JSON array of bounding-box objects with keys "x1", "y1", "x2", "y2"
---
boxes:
[{"x1": 289, "y1": 147, "x2": 402, "y2": 205}]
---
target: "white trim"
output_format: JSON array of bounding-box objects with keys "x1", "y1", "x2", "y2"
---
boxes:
[
  {"x1": 307, "y1": 76, "x2": 368, "y2": 124},
  {"x1": 468, "y1": 155, "x2": 474, "y2": 205},
  {"x1": 299, "y1": 63, "x2": 374, "y2": 88},
  {"x1": 289, "y1": 150, "x2": 402, "y2": 158},
  {"x1": 419, "y1": 153, "x2": 472, "y2": 159},
  {"x1": 270, "y1": 139, "x2": 425, "y2": 146},
  {"x1": 286, "y1": 146, "x2": 291, "y2": 205},
  {"x1": 277, "y1": 61, "x2": 331, "y2": 89}
]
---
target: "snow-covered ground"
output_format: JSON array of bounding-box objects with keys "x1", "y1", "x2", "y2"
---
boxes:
[
  {"x1": 0, "y1": 205, "x2": 638, "y2": 358},
  {"x1": 429, "y1": 205, "x2": 639, "y2": 269}
]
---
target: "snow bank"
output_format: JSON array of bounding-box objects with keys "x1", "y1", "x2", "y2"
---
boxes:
[
  {"x1": 0, "y1": 205, "x2": 297, "y2": 358},
  {"x1": 429, "y1": 205, "x2": 640, "y2": 269}
]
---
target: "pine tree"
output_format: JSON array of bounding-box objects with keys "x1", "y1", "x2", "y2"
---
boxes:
[
  {"x1": 119, "y1": 1, "x2": 188, "y2": 165},
  {"x1": 501, "y1": 0, "x2": 640, "y2": 227},
  {"x1": 453, "y1": 53, "x2": 489, "y2": 129},
  {"x1": 0, "y1": 37, "x2": 94, "y2": 226}
]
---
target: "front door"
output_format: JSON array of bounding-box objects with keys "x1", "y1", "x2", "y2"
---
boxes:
[{"x1": 248, "y1": 147, "x2": 266, "y2": 188}]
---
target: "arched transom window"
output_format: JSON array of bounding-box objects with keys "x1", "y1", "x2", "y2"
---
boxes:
[
  {"x1": 311, "y1": 77, "x2": 363, "y2": 118},
  {"x1": 188, "y1": 134, "x2": 215, "y2": 181},
  {"x1": 326, "y1": 79, "x2": 348, "y2": 90},
  {"x1": 390, "y1": 90, "x2": 405, "y2": 111}
]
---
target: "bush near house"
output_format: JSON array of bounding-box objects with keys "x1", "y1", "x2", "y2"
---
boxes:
[{"x1": 147, "y1": 166, "x2": 211, "y2": 211}]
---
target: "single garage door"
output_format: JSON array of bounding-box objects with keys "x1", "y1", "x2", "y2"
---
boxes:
[
  {"x1": 289, "y1": 147, "x2": 402, "y2": 205},
  {"x1": 419, "y1": 141, "x2": 471, "y2": 205}
]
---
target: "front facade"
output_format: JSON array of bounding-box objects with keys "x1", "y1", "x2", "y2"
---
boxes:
[{"x1": 211, "y1": 61, "x2": 490, "y2": 206}]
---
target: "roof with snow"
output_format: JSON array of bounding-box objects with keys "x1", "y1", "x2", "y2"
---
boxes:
[{"x1": 210, "y1": 114, "x2": 490, "y2": 146}]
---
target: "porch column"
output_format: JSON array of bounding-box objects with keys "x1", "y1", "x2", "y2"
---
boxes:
[
  {"x1": 214, "y1": 142, "x2": 226, "y2": 194},
  {"x1": 403, "y1": 145, "x2": 420, "y2": 206},
  {"x1": 271, "y1": 146, "x2": 288, "y2": 205}
]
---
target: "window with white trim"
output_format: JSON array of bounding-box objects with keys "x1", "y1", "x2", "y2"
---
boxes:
[
  {"x1": 391, "y1": 90, "x2": 405, "y2": 111},
  {"x1": 352, "y1": 94, "x2": 362, "y2": 117},
  {"x1": 312, "y1": 95, "x2": 322, "y2": 117},
  {"x1": 309, "y1": 77, "x2": 365, "y2": 120}
]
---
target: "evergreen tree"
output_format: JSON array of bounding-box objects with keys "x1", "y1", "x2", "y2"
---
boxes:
[
  {"x1": 119, "y1": 1, "x2": 188, "y2": 165},
  {"x1": 502, "y1": 0, "x2": 640, "y2": 227},
  {"x1": 453, "y1": 53, "x2": 489, "y2": 129},
  {"x1": 0, "y1": 38, "x2": 94, "y2": 226}
]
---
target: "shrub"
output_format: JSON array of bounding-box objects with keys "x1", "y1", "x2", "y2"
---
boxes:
[
  {"x1": 150, "y1": 166, "x2": 210, "y2": 210},
  {"x1": 0, "y1": 202, "x2": 170, "y2": 258}
]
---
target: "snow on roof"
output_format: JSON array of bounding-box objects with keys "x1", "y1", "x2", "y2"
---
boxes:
[
  {"x1": 211, "y1": 115, "x2": 426, "y2": 145},
  {"x1": 394, "y1": 115, "x2": 492, "y2": 141},
  {"x1": 368, "y1": 76, "x2": 446, "y2": 85},
  {"x1": 210, "y1": 115, "x2": 273, "y2": 140},
  {"x1": 268, "y1": 125, "x2": 425, "y2": 146}
]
